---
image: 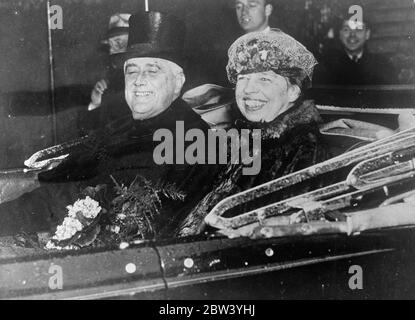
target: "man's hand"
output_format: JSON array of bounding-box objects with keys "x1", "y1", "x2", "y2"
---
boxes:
[{"x1": 88, "y1": 79, "x2": 108, "y2": 111}]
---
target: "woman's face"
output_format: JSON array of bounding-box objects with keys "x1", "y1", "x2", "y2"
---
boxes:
[{"x1": 235, "y1": 71, "x2": 299, "y2": 123}]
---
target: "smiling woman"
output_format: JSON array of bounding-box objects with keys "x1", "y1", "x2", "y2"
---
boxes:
[
  {"x1": 235, "y1": 71, "x2": 300, "y2": 122},
  {"x1": 178, "y1": 29, "x2": 330, "y2": 237}
]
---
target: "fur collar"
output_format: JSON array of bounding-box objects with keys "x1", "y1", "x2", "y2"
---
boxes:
[{"x1": 235, "y1": 99, "x2": 322, "y2": 139}]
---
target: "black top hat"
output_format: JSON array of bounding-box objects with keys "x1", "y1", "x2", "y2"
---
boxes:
[{"x1": 112, "y1": 11, "x2": 186, "y2": 69}]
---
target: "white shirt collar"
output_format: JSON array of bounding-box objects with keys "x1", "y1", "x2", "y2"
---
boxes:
[{"x1": 347, "y1": 51, "x2": 363, "y2": 62}]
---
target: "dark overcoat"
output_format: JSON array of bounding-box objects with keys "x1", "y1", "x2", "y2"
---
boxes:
[
  {"x1": 314, "y1": 48, "x2": 398, "y2": 85},
  {"x1": 0, "y1": 99, "x2": 218, "y2": 237},
  {"x1": 178, "y1": 100, "x2": 331, "y2": 237}
]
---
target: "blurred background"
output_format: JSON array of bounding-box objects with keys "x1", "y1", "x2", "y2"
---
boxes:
[{"x1": 0, "y1": 0, "x2": 414, "y2": 168}]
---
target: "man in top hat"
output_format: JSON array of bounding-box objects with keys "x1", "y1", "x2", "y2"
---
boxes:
[{"x1": 0, "y1": 11, "x2": 217, "y2": 239}]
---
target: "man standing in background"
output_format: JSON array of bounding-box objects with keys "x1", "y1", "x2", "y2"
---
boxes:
[
  {"x1": 314, "y1": 17, "x2": 397, "y2": 85},
  {"x1": 84, "y1": 13, "x2": 132, "y2": 130},
  {"x1": 187, "y1": 0, "x2": 275, "y2": 88},
  {"x1": 235, "y1": 0, "x2": 273, "y2": 33}
]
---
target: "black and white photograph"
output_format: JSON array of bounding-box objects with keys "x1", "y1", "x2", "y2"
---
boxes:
[{"x1": 0, "y1": 0, "x2": 415, "y2": 303}]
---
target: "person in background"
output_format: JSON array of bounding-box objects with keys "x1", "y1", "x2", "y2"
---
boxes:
[
  {"x1": 187, "y1": 0, "x2": 275, "y2": 88},
  {"x1": 85, "y1": 13, "x2": 132, "y2": 129},
  {"x1": 235, "y1": 0, "x2": 273, "y2": 33},
  {"x1": 315, "y1": 17, "x2": 397, "y2": 85}
]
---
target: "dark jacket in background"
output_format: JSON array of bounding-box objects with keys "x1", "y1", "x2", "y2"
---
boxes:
[
  {"x1": 79, "y1": 68, "x2": 131, "y2": 133},
  {"x1": 0, "y1": 99, "x2": 218, "y2": 237},
  {"x1": 314, "y1": 48, "x2": 398, "y2": 85}
]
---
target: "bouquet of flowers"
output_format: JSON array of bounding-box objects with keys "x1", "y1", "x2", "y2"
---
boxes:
[
  {"x1": 44, "y1": 176, "x2": 186, "y2": 250},
  {"x1": 45, "y1": 195, "x2": 104, "y2": 250}
]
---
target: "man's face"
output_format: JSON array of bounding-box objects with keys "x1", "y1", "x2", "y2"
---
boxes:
[
  {"x1": 235, "y1": 0, "x2": 272, "y2": 33},
  {"x1": 124, "y1": 58, "x2": 184, "y2": 120},
  {"x1": 108, "y1": 34, "x2": 129, "y2": 55},
  {"x1": 235, "y1": 71, "x2": 299, "y2": 123},
  {"x1": 339, "y1": 20, "x2": 370, "y2": 54}
]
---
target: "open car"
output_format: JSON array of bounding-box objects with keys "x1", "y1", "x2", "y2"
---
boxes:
[
  {"x1": 1, "y1": 84, "x2": 415, "y2": 300},
  {"x1": 1, "y1": 0, "x2": 415, "y2": 300}
]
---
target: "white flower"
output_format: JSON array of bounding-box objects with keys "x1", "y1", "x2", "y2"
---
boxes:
[
  {"x1": 111, "y1": 225, "x2": 121, "y2": 234},
  {"x1": 45, "y1": 240, "x2": 58, "y2": 250},
  {"x1": 117, "y1": 213, "x2": 127, "y2": 221},
  {"x1": 45, "y1": 240, "x2": 77, "y2": 251},
  {"x1": 66, "y1": 196, "x2": 101, "y2": 219},
  {"x1": 119, "y1": 242, "x2": 129, "y2": 250},
  {"x1": 49, "y1": 196, "x2": 102, "y2": 246},
  {"x1": 53, "y1": 217, "x2": 83, "y2": 241}
]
